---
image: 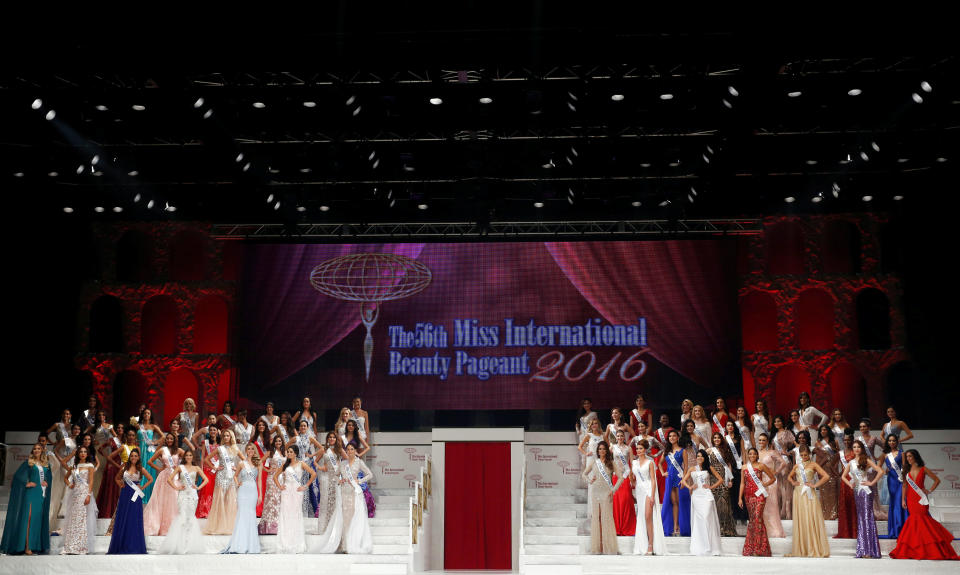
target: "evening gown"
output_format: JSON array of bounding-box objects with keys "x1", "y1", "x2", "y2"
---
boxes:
[
  {"x1": 814, "y1": 443, "x2": 840, "y2": 520},
  {"x1": 773, "y1": 430, "x2": 796, "y2": 519},
  {"x1": 277, "y1": 465, "x2": 307, "y2": 554},
  {"x1": 158, "y1": 467, "x2": 205, "y2": 554},
  {"x1": 204, "y1": 445, "x2": 239, "y2": 534},
  {"x1": 848, "y1": 462, "x2": 881, "y2": 558},
  {"x1": 610, "y1": 444, "x2": 636, "y2": 536},
  {"x1": 143, "y1": 448, "x2": 180, "y2": 535},
  {"x1": 889, "y1": 467, "x2": 959, "y2": 560},
  {"x1": 689, "y1": 469, "x2": 722, "y2": 556},
  {"x1": 195, "y1": 441, "x2": 218, "y2": 518},
  {"x1": 313, "y1": 447, "x2": 344, "y2": 552},
  {"x1": 880, "y1": 450, "x2": 908, "y2": 538},
  {"x1": 98, "y1": 444, "x2": 131, "y2": 518},
  {"x1": 836, "y1": 451, "x2": 858, "y2": 539},
  {"x1": 136, "y1": 429, "x2": 157, "y2": 504},
  {"x1": 0, "y1": 462, "x2": 52, "y2": 555},
  {"x1": 631, "y1": 458, "x2": 668, "y2": 555},
  {"x1": 582, "y1": 432, "x2": 603, "y2": 520},
  {"x1": 757, "y1": 449, "x2": 785, "y2": 537},
  {"x1": 294, "y1": 434, "x2": 319, "y2": 517},
  {"x1": 707, "y1": 448, "x2": 737, "y2": 536},
  {"x1": 660, "y1": 449, "x2": 691, "y2": 536},
  {"x1": 741, "y1": 464, "x2": 771, "y2": 556},
  {"x1": 107, "y1": 470, "x2": 147, "y2": 554},
  {"x1": 222, "y1": 463, "x2": 261, "y2": 553},
  {"x1": 60, "y1": 463, "x2": 98, "y2": 554},
  {"x1": 340, "y1": 458, "x2": 374, "y2": 554},
  {"x1": 91, "y1": 424, "x2": 115, "y2": 497},
  {"x1": 258, "y1": 452, "x2": 285, "y2": 534},
  {"x1": 786, "y1": 465, "x2": 830, "y2": 557},
  {"x1": 584, "y1": 461, "x2": 626, "y2": 554}
]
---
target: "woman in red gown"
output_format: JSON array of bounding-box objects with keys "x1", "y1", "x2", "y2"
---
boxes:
[
  {"x1": 889, "y1": 449, "x2": 959, "y2": 561},
  {"x1": 610, "y1": 430, "x2": 636, "y2": 536},
  {"x1": 835, "y1": 428, "x2": 858, "y2": 539},
  {"x1": 652, "y1": 414, "x2": 671, "y2": 499},
  {"x1": 740, "y1": 447, "x2": 775, "y2": 556},
  {"x1": 195, "y1": 426, "x2": 220, "y2": 519},
  {"x1": 629, "y1": 394, "x2": 653, "y2": 439},
  {"x1": 710, "y1": 397, "x2": 731, "y2": 435},
  {"x1": 250, "y1": 419, "x2": 270, "y2": 517}
]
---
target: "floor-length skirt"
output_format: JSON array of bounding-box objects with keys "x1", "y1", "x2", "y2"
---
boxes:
[
  {"x1": 48, "y1": 457, "x2": 65, "y2": 522},
  {"x1": 195, "y1": 466, "x2": 216, "y2": 518},
  {"x1": 204, "y1": 473, "x2": 238, "y2": 534},
  {"x1": 106, "y1": 485, "x2": 146, "y2": 554},
  {"x1": 689, "y1": 488, "x2": 722, "y2": 556},
  {"x1": 881, "y1": 477, "x2": 908, "y2": 539},
  {"x1": 786, "y1": 488, "x2": 830, "y2": 557},
  {"x1": 341, "y1": 483, "x2": 373, "y2": 554},
  {"x1": 60, "y1": 479, "x2": 97, "y2": 554},
  {"x1": 854, "y1": 487, "x2": 881, "y2": 558},
  {"x1": 709, "y1": 481, "x2": 737, "y2": 536},
  {"x1": 306, "y1": 459, "x2": 321, "y2": 516},
  {"x1": 729, "y1": 465, "x2": 747, "y2": 521},
  {"x1": 742, "y1": 491, "x2": 771, "y2": 556},
  {"x1": 96, "y1": 467, "x2": 121, "y2": 518},
  {"x1": 761, "y1": 477, "x2": 785, "y2": 537},
  {"x1": 312, "y1": 479, "x2": 343, "y2": 553},
  {"x1": 222, "y1": 478, "x2": 261, "y2": 553},
  {"x1": 158, "y1": 489, "x2": 205, "y2": 554},
  {"x1": 258, "y1": 470, "x2": 282, "y2": 535},
  {"x1": 143, "y1": 466, "x2": 178, "y2": 535},
  {"x1": 611, "y1": 474, "x2": 636, "y2": 536},
  {"x1": 777, "y1": 462, "x2": 793, "y2": 520},
  {"x1": 588, "y1": 495, "x2": 619, "y2": 554},
  {"x1": 633, "y1": 481, "x2": 668, "y2": 555},
  {"x1": 836, "y1": 481, "x2": 857, "y2": 539},
  {"x1": 359, "y1": 470, "x2": 377, "y2": 518},
  {"x1": 819, "y1": 472, "x2": 839, "y2": 520},
  {"x1": 277, "y1": 483, "x2": 307, "y2": 553},
  {"x1": 660, "y1": 465, "x2": 690, "y2": 536}
]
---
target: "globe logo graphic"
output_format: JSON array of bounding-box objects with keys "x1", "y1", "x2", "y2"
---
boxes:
[{"x1": 311, "y1": 253, "x2": 432, "y2": 381}]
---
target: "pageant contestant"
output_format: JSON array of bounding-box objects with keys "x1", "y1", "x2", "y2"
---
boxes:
[
  {"x1": 46, "y1": 411, "x2": 74, "y2": 523},
  {"x1": 880, "y1": 434, "x2": 908, "y2": 538},
  {"x1": 250, "y1": 418, "x2": 269, "y2": 516},
  {"x1": 342, "y1": 420, "x2": 371, "y2": 457},
  {"x1": 723, "y1": 419, "x2": 747, "y2": 521},
  {"x1": 107, "y1": 448, "x2": 153, "y2": 554},
  {"x1": 855, "y1": 419, "x2": 882, "y2": 459},
  {"x1": 710, "y1": 397, "x2": 731, "y2": 435},
  {"x1": 843, "y1": 440, "x2": 884, "y2": 558},
  {"x1": 629, "y1": 394, "x2": 654, "y2": 438},
  {"x1": 683, "y1": 419, "x2": 708, "y2": 451},
  {"x1": 276, "y1": 445, "x2": 317, "y2": 554},
  {"x1": 772, "y1": 414, "x2": 796, "y2": 519},
  {"x1": 292, "y1": 396, "x2": 319, "y2": 437},
  {"x1": 132, "y1": 408, "x2": 163, "y2": 504},
  {"x1": 177, "y1": 397, "x2": 199, "y2": 444},
  {"x1": 754, "y1": 433, "x2": 785, "y2": 537},
  {"x1": 339, "y1": 443, "x2": 375, "y2": 554},
  {"x1": 222, "y1": 443, "x2": 262, "y2": 553},
  {"x1": 679, "y1": 399, "x2": 694, "y2": 426},
  {"x1": 578, "y1": 417, "x2": 604, "y2": 519},
  {"x1": 195, "y1": 425, "x2": 220, "y2": 519},
  {"x1": 167, "y1": 418, "x2": 194, "y2": 455},
  {"x1": 889, "y1": 450, "x2": 959, "y2": 560},
  {"x1": 287, "y1": 420, "x2": 324, "y2": 516},
  {"x1": 90, "y1": 410, "x2": 118, "y2": 497},
  {"x1": 610, "y1": 429, "x2": 636, "y2": 536},
  {"x1": 798, "y1": 392, "x2": 828, "y2": 429},
  {"x1": 630, "y1": 420, "x2": 661, "y2": 457},
  {"x1": 313, "y1": 432, "x2": 345, "y2": 553},
  {"x1": 335, "y1": 407, "x2": 353, "y2": 438},
  {"x1": 683, "y1": 449, "x2": 723, "y2": 557},
  {"x1": 691, "y1": 405, "x2": 713, "y2": 449},
  {"x1": 143, "y1": 433, "x2": 183, "y2": 536},
  {"x1": 652, "y1": 414, "x2": 672, "y2": 496},
  {"x1": 739, "y1": 447, "x2": 775, "y2": 557},
  {"x1": 52, "y1": 423, "x2": 82, "y2": 531},
  {"x1": 80, "y1": 395, "x2": 100, "y2": 431},
  {"x1": 814, "y1": 424, "x2": 841, "y2": 520},
  {"x1": 351, "y1": 396, "x2": 372, "y2": 443},
  {"x1": 752, "y1": 400, "x2": 770, "y2": 438},
  {"x1": 583, "y1": 441, "x2": 626, "y2": 555},
  {"x1": 830, "y1": 409, "x2": 851, "y2": 445},
  {"x1": 836, "y1": 429, "x2": 858, "y2": 539},
  {"x1": 789, "y1": 410, "x2": 806, "y2": 436},
  {"x1": 630, "y1": 439, "x2": 668, "y2": 555},
  {"x1": 258, "y1": 435, "x2": 287, "y2": 535},
  {"x1": 0, "y1": 443, "x2": 51, "y2": 555},
  {"x1": 204, "y1": 428, "x2": 241, "y2": 534},
  {"x1": 707, "y1": 432, "x2": 737, "y2": 536},
  {"x1": 882, "y1": 406, "x2": 915, "y2": 443},
  {"x1": 233, "y1": 408, "x2": 254, "y2": 448},
  {"x1": 604, "y1": 407, "x2": 633, "y2": 445},
  {"x1": 217, "y1": 400, "x2": 237, "y2": 431},
  {"x1": 576, "y1": 398, "x2": 599, "y2": 443},
  {"x1": 786, "y1": 445, "x2": 830, "y2": 558},
  {"x1": 659, "y1": 429, "x2": 691, "y2": 537},
  {"x1": 260, "y1": 401, "x2": 280, "y2": 437},
  {"x1": 735, "y1": 406, "x2": 755, "y2": 452},
  {"x1": 158, "y1": 449, "x2": 208, "y2": 554},
  {"x1": 60, "y1": 445, "x2": 98, "y2": 555},
  {"x1": 101, "y1": 428, "x2": 137, "y2": 523}
]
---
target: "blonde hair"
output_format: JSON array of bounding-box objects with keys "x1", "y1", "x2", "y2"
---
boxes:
[
  {"x1": 183, "y1": 398, "x2": 196, "y2": 410},
  {"x1": 692, "y1": 404, "x2": 706, "y2": 420},
  {"x1": 681, "y1": 399, "x2": 693, "y2": 411},
  {"x1": 27, "y1": 443, "x2": 48, "y2": 467},
  {"x1": 245, "y1": 443, "x2": 261, "y2": 467},
  {"x1": 222, "y1": 429, "x2": 240, "y2": 454},
  {"x1": 339, "y1": 407, "x2": 352, "y2": 421}
]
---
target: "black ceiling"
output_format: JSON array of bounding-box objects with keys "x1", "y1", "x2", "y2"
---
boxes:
[{"x1": 2, "y1": 10, "x2": 957, "y2": 227}]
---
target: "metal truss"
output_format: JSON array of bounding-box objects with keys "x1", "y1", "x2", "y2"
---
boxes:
[{"x1": 211, "y1": 218, "x2": 762, "y2": 240}]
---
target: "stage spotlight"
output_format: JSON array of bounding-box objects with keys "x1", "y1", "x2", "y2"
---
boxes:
[
  {"x1": 63, "y1": 207, "x2": 74, "y2": 213},
  {"x1": 893, "y1": 195, "x2": 904, "y2": 201},
  {"x1": 31, "y1": 98, "x2": 43, "y2": 109},
  {"x1": 274, "y1": 201, "x2": 281, "y2": 210},
  {"x1": 687, "y1": 194, "x2": 694, "y2": 203},
  {"x1": 95, "y1": 105, "x2": 108, "y2": 111},
  {"x1": 296, "y1": 206, "x2": 306, "y2": 212},
  {"x1": 128, "y1": 170, "x2": 139, "y2": 176},
  {"x1": 147, "y1": 199, "x2": 155, "y2": 209},
  {"x1": 847, "y1": 88, "x2": 862, "y2": 96},
  {"x1": 76, "y1": 165, "x2": 85, "y2": 174},
  {"x1": 812, "y1": 195, "x2": 823, "y2": 203},
  {"x1": 368, "y1": 151, "x2": 376, "y2": 161},
  {"x1": 706, "y1": 145, "x2": 715, "y2": 154},
  {"x1": 631, "y1": 200, "x2": 642, "y2": 207},
  {"x1": 418, "y1": 203, "x2": 428, "y2": 210},
  {"x1": 13, "y1": 172, "x2": 24, "y2": 177},
  {"x1": 372, "y1": 158, "x2": 380, "y2": 169},
  {"x1": 236, "y1": 153, "x2": 244, "y2": 162},
  {"x1": 134, "y1": 193, "x2": 141, "y2": 203},
  {"x1": 93, "y1": 171, "x2": 103, "y2": 177},
  {"x1": 690, "y1": 186, "x2": 698, "y2": 196},
  {"x1": 862, "y1": 195, "x2": 873, "y2": 202},
  {"x1": 784, "y1": 196, "x2": 796, "y2": 203},
  {"x1": 92, "y1": 155, "x2": 100, "y2": 166},
  {"x1": 936, "y1": 157, "x2": 948, "y2": 163},
  {"x1": 299, "y1": 167, "x2": 312, "y2": 173},
  {"x1": 193, "y1": 97, "x2": 204, "y2": 108},
  {"x1": 860, "y1": 151, "x2": 870, "y2": 161},
  {"x1": 897, "y1": 158, "x2": 909, "y2": 163},
  {"x1": 568, "y1": 197, "x2": 574, "y2": 205},
  {"x1": 266, "y1": 194, "x2": 274, "y2": 203},
  {"x1": 728, "y1": 86, "x2": 739, "y2": 97},
  {"x1": 203, "y1": 109, "x2": 213, "y2": 119},
  {"x1": 542, "y1": 159, "x2": 555, "y2": 169},
  {"x1": 479, "y1": 97, "x2": 493, "y2": 104},
  {"x1": 132, "y1": 104, "x2": 146, "y2": 111},
  {"x1": 48, "y1": 171, "x2": 58, "y2": 177},
  {"x1": 94, "y1": 206, "x2": 105, "y2": 212},
  {"x1": 840, "y1": 154, "x2": 852, "y2": 165},
  {"x1": 921, "y1": 81, "x2": 933, "y2": 93},
  {"x1": 352, "y1": 106, "x2": 361, "y2": 116},
  {"x1": 639, "y1": 162, "x2": 651, "y2": 168},
  {"x1": 912, "y1": 93, "x2": 923, "y2": 104},
  {"x1": 722, "y1": 99, "x2": 733, "y2": 108},
  {"x1": 534, "y1": 201, "x2": 544, "y2": 208},
  {"x1": 303, "y1": 101, "x2": 317, "y2": 108},
  {"x1": 611, "y1": 94, "x2": 625, "y2": 101},
  {"x1": 252, "y1": 102, "x2": 266, "y2": 109},
  {"x1": 320, "y1": 205, "x2": 331, "y2": 212},
  {"x1": 787, "y1": 91, "x2": 802, "y2": 98},
  {"x1": 871, "y1": 141, "x2": 880, "y2": 152},
  {"x1": 702, "y1": 154, "x2": 710, "y2": 163},
  {"x1": 806, "y1": 160, "x2": 817, "y2": 165},
  {"x1": 242, "y1": 162, "x2": 251, "y2": 172},
  {"x1": 268, "y1": 166, "x2": 280, "y2": 174},
  {"x1": 570, "y1": 146, "x2": 578, "y2": 157},
  {"x1": 659, "y1": 93, "x2": 673, "y2": 100},
  {"x1": 345, "y1": 95, "x2": 356, "y2": 106},
  {"x1": 429, "y1": 97, "x2": 443, "y2": 105},
  {"x1": 113, "y1": 206, "x2": 123, "y2": 213},
  {"x1": 658, "y1": 199, "x2": 671, "y2": 207},
  {"x1": 45, "y1": 110, "x2": 56, "y2": 120},
  {"x1": 166, "y1": 204, "x2": 177, "y2": 212},
  {"x1": 668, "y1": 160, "x2": 680, "y2": 167},
  {"x1": 832, "y1": 182, "x2": 840, "y2": 198}
]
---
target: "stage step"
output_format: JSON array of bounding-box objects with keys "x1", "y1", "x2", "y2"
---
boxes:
[{"x1": 44, "y1": 534, "x2": 411, "y2": 556}]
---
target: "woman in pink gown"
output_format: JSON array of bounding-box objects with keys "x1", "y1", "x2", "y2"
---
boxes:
[
  {"x1": 143, "y1": 433, "x2": 184, "y2": 535},
  {"x1": 754, "y1": 432, "x2": 785, "y2": 537}
]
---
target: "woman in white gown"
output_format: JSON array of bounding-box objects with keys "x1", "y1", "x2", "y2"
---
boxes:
[
  {"x1": 631, "y1": 439, "x2": 668, "y2": 556},
  {"x1": 577, "y1": 418, "x2": 604, "y2": 520},
  {"x1": 60, "y1": 446, "x2": 98, "y2": 554},
  {"x1": 339, "y1": 443, "x2": 374, "y2": 554},
  {"x1": 312, "y1": 432, "x2": 344, "y2": 553},
  {"x1": 276, "y1": 445, "x2": 316, "y2": 554},
  {"x1": 159, "y1": 449, "x2": 209, "y2": 554},
  {"x1": 682, "y1": 449, "x2": 724, "y2": 556}
]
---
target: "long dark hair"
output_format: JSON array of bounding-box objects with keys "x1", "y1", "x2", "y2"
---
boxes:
[
  {"x1": 697, "y1": 449, "x2": 711, "y2": 471},
  {"x1": 772, "y1": 414, "x2": 786, "y2": 430},
  {"x1": 74, "y1": 445, "x2": 94, "y2": 466},
  {"x1": 78, "y1": 433, "x2": 98, "y2": 466},
  {"x1": 852, "y1": 440, "x2": 870, "y2": 470},
  {"x1": 798, "y1": 391, "x2": 811, "y2": 409},
  {"x1": 251, "y1": 419, "x2": 270, "y2": 447},
  {"x1": 577, "y1": 397, "x2": 593, "y2": 419},
  {"x1": 268, "y1": 434, "x2": 285, "y2": 458},
  {"x1": 711, "y1": 431, "x2": 734, "y2": 467},
  {"x1": 883, "y1": 433, "x2": 900, "y2": 454},
  {"x1": 595, "y1": 440, "x2": 613, "y2": 470},
  {"x1": 902, "y1": 449, "x2": 924, "y2": 477},
  {"x1": 281, "y1": 444, "x2": 299, "y2": 472},
  {"x1": 124, "y1": 447, "x2": 144, "y2": 474},
  {"x1": 817, "y1": 425, "x2": 838, "y2": 451}
]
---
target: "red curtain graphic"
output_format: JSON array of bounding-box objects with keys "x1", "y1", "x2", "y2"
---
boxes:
[{"x1": 444, "y1": 442, "x2": 512, "y2": 570}]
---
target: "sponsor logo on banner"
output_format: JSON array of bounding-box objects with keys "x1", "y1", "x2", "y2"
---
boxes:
[
  {"x1": 557, "y1": 460, "x2": 581, "y2": 475},
  {"x1": 405, "y1": 474, "x2": 417, "y2": 488},
  {"x1": 405, "y1": 447, "x2": 426, "y2": 462},
  {"x1": 943, "y1": 446, "x2": 960, "y2": 461},
  {"x1": 530, "y1": 447, "x2": 558, "y2": 463},
  {"x1": 946, "y1": 474, "x2": 960, "y2": 490}
]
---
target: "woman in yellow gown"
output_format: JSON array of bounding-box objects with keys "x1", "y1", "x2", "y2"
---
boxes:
[{"x1": 786, "y1": 445, "x2": 831, "y2": 557}]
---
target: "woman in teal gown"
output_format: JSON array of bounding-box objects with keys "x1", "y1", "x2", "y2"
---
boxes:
[
  {"x1": 0, "y1": 443, "x2": 52, "y2": 555},
  {"x1": 135, "y1": 408, "x2": 163, "y2": 504}
]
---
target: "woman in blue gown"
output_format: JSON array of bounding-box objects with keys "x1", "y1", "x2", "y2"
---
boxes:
[
  {"x1": 223, "y1": 443, "x2": 262, "y2": 553},
  {"x1": 0, "y1": 443, "x2": 52, "y2": 555},
  {"x1": 879, "y1": 434, "x2": 908, "y2": 538},
  {"x1": 107, "y1": 448, "x2": 153, "y2": 554},
  {"x1": 134, "y1": 408, "x2": 162, "y2": 504},
  {"x1": 659, "y1": 429, "x2": 691, "y2": 536}
]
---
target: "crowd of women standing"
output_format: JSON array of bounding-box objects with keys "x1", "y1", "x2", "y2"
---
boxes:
[
  {"x1": 0, "y1": 395, "x2": 376, "y2": 556},
  {"x1": 576, "y1": 393, "x2": 958, "y2": 560}
]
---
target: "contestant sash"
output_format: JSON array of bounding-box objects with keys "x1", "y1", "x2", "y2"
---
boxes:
[
  {"x1": 595, "y1": 460, "x2": 614, "y2": 490},
  {"x1": 178, "y1": 465, "x2": 191, "y2": 489},
  {"x1": 57, "y1": 422, "x2": 68, "y2": 441},
  {"x1": 745, "y1": 463, "x2": 768, "y2": 498},
  {"x1": 851, "y1": 463, "x2": 872, "y2": 495},
  {"x1": 710, "y1": 447, "x2": 733, "y2": 482},
  {"x1": 162, "y1": 446, "x2": 175, "y2": 469},
  {"x1": 657, "y1": 428, "x2": 668, "y2": 446},
  {"x1": 737, "y1": 422, "x2": 752, "y2": 449},
  {"x1": 773, "y1": 433, "x2": 790, "y2": 463},
  {"x1": 754, "y1": 415, "x2": 768, "y2": 436},
  {"x1": 632, "y1": 408, "x2": 646, "y2": 429},
  {"x1": 326, "y1": 448, "x2": 340, "y2": 472},
  {"x1": 886, "y1": 452, "x2": 904, "y2": 482},
  {"x1": 832, "y1": 425, "x2": 845, "y2": 444},
  {"x1": 667, "y1": 450, "x2": 684, "y2": 477},
  {"x1": 222, "y1": 414, "x2": 236, "y2": 427},
  {"x1": 797, "y1": 460, "x2": 815, "y2": 500},
  {"x1": 124, "y1": 473, "x2": 145, "y2": 501},
  {"x1": 613, "y1": 445, "x2": 629, "y2": 472},
  {"x1": 819, "y1": 440, "x2": 834, "y2": 455},
  {"x1": 713, "y1": 414, "x2": 726, "y2": 436},
  {"x1": 37, "y1": 464, "x2": 46, "y2": 497},
  {"x1": 905, "y1": 471, "x2": 929, "y2": 506},
  {"x1": 725, "y1": 435, "x2": 743, "y2": 468},
  {"x1": 218, "y1": 446, "x2": 235, "y2": 479}
]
